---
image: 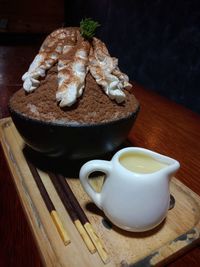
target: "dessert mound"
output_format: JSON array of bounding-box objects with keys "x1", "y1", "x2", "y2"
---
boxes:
[
  {"x1": 10, "y1": 67, "x2": 139, "y2": 124},
  {"x1": 10, "y1": 23, "x2": 139, "y2": 125}
]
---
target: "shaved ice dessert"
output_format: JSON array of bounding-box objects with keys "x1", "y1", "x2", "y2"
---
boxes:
[{"x1": 10, "y1": 19, "x2": 139, "y2": 124}]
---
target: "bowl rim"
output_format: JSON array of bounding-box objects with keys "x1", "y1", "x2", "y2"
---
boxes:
[{"x1": 9, "y1": 103, "x2": 140, "y2": 128}]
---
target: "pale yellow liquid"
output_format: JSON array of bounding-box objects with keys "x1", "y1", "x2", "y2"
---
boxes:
[{"x1": 119, "y1": 152, "x2": 168, "y2": 173}]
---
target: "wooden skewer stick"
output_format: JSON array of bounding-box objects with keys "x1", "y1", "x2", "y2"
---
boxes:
[
  {"x1": 48, "y1": 172, "x2": 96, "y2": 254},
  {"x1": 26, "y1": 160, "x2": 70, "y2": 246},
  {"x1": 56, "y1": 174, "x2": 110, "y2": 264}
]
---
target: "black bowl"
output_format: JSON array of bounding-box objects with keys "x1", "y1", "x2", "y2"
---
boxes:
[{"x1": 9, "y1": 104, "x2": 140, "y2": 159}]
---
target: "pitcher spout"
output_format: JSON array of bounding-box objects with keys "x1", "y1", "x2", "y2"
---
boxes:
[{"x1": 165, "y1": 158, "x2": 180, "y2": 177}]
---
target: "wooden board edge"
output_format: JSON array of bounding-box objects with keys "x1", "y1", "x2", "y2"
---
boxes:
[
  {"x1": 130, "y1": 227, "x2": 200, "y2": 267},
  {"x1": 1, "y1": 117, "x2": 200, "y2": 267},
  {"x1": 0, "y1": 117, "x2": 60, "y2": 267},
  {"x1": 171, "y1": 178, "x2": 200, "y2": 231},
  {"x1": 130, "y1": 178, "x2": 200, "y2": 266}
]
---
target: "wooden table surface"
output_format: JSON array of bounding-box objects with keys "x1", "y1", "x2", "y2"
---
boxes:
[{"x1": 0, "y1": 39, "x2": 200, "y2": 267}]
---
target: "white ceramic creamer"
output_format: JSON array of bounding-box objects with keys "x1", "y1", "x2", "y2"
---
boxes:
[{"x1": 79, "y1": 147, "x2": 180, "y2": 232}]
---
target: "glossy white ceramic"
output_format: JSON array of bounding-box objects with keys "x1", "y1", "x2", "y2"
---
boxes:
[{"x1": 79, "y1": 147, "x2": 180, "y2": 232}]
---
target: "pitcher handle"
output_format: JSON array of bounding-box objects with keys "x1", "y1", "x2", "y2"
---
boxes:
[{"x1": 79, "y1": 160, "x2": 112, "y2": 209}]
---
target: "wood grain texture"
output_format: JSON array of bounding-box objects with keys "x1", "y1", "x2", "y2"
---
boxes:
[
  {"x1": 0, "y1": 0, "x2": 64, "y2": 33},
  {"x1": 1, "y1": 118, "x2": 200, "y2": 267},
  {"x1": 0, "y1": 144, "x2": 43, "y2": 267},
  {"x1": 129, "y1": 83, "x2": 200, "y2": 197},
  {"x1": 0, "y1": 43, "x2": 200, "y2": 266}
]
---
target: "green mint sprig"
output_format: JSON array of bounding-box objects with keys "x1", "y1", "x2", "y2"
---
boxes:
[{"x1": 80, "y1": 18, "x2": 100, "y2": 40}]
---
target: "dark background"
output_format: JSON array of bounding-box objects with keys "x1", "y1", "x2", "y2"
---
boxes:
[
  {"x1": 65, "y1": 0, "x2": 200, "y2": 114},
  {"x1": 1, "y1": 0, "x2": 200, "y2": 113}
]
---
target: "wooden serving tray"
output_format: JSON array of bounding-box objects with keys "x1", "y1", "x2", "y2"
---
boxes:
[{"x1": 1, "y1": 117, "x2": 200, "y2": 267}]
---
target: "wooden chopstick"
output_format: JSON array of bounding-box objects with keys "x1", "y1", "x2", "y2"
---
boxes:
[
  {"x1": 56, "y1": 174, "x2": 110, "y2": 264},
  {"x1": 48, "y1": 172, "x2": 96, "y2": 254},
  {"x1": 26, "y1": 160, "x2": 70, "y2": 246}
]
